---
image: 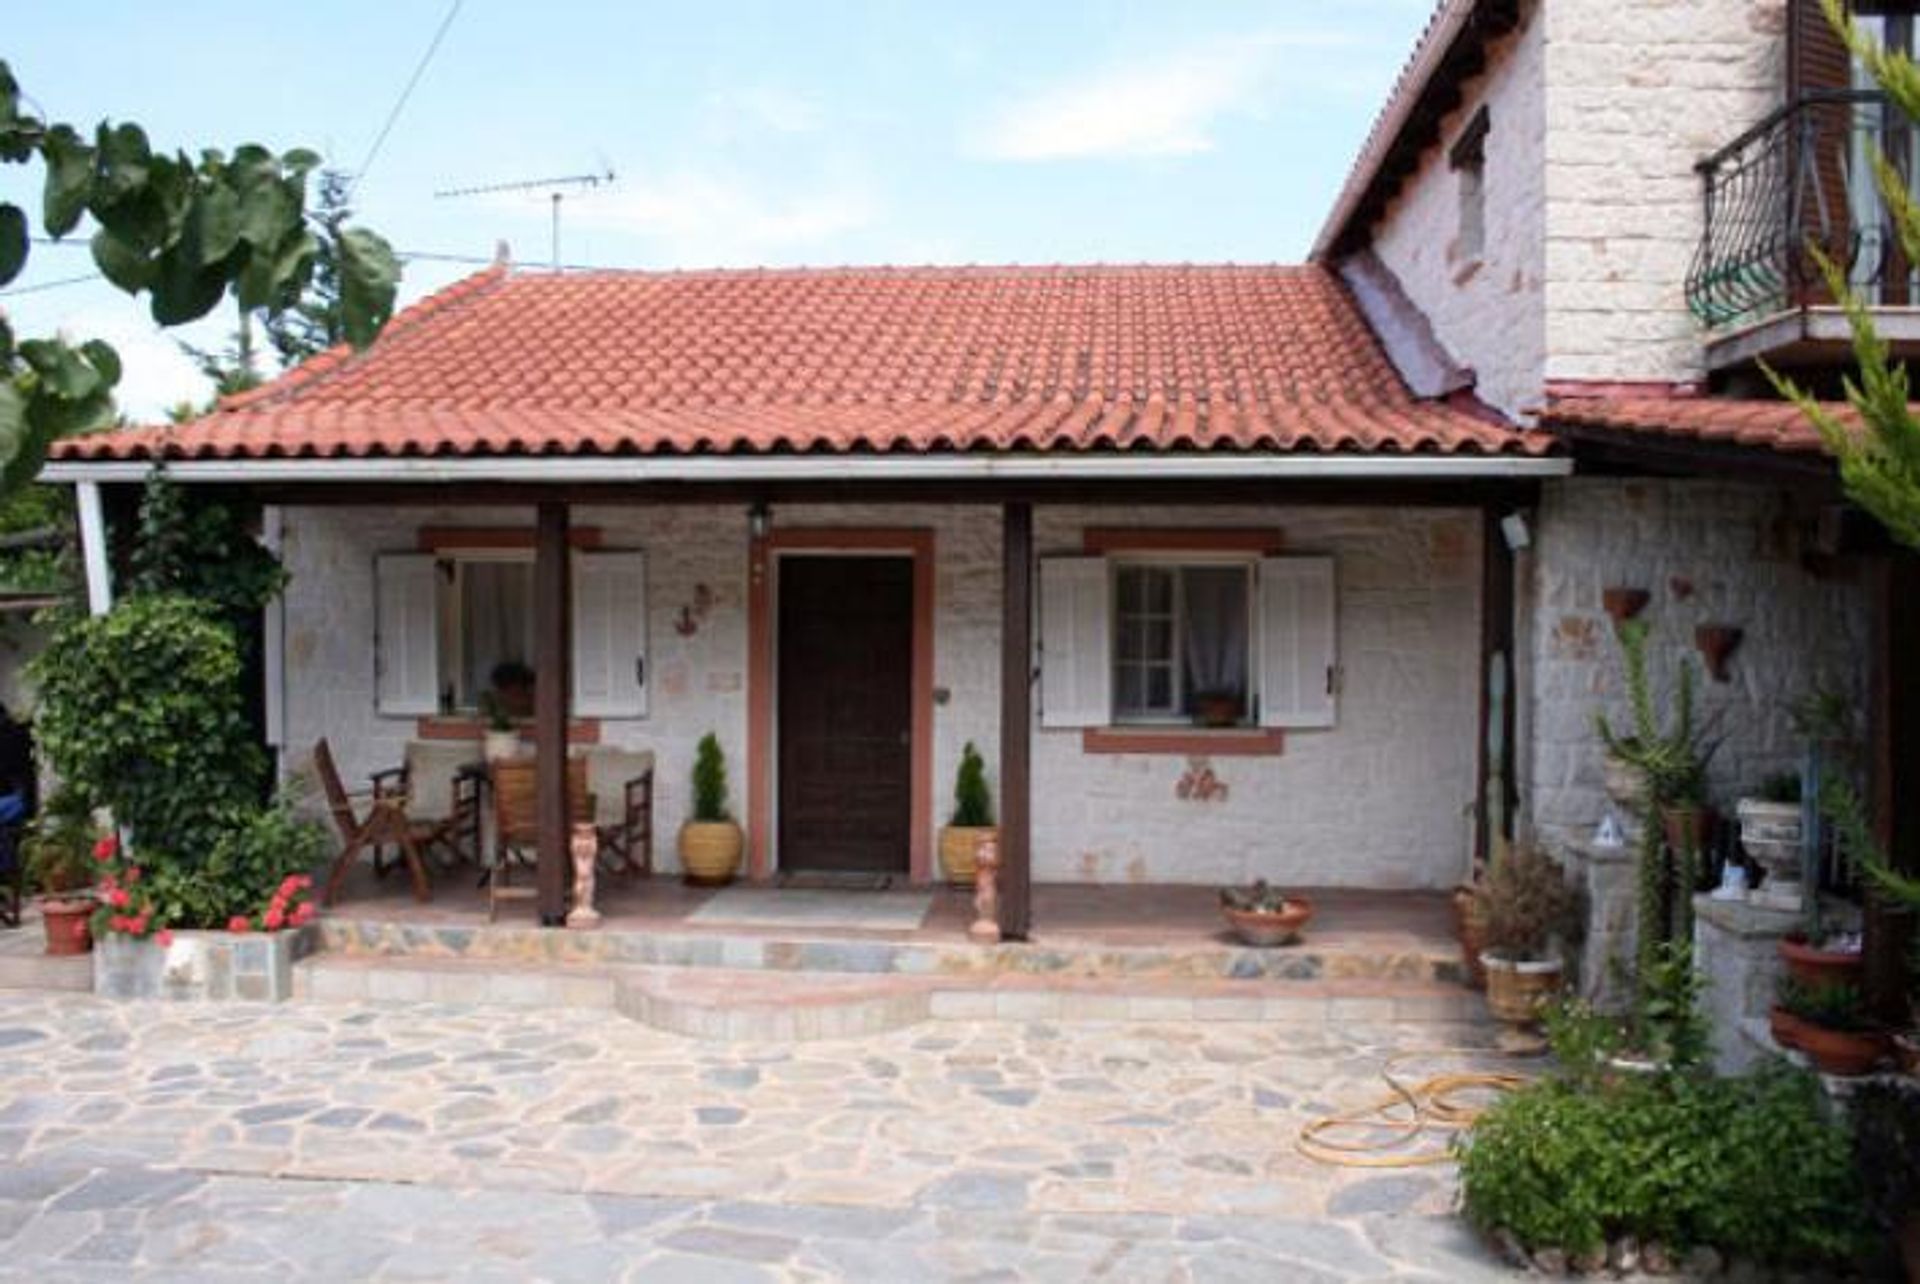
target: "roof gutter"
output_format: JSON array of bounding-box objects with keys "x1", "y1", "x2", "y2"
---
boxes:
[
  {"x1": 1311, "y1": 0, "x2": 1479, "y2": 263},
  {"x1": 41, "y1": 453, "x2": 1570, "y2": 485}
]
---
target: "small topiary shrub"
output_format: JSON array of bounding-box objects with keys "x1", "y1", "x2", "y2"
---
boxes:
[
  {"x1": 1456, "y1": 1065, "x2": 1864, "y2": 1267},
  {"x1": 691, "y1": 732, "x2": 730, "y2": 823},
  {"x1": 951, "y1": 741, "x2": 992, "y2": 828}
]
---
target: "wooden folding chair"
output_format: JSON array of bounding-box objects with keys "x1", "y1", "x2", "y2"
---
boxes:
[
  {"x1": 315, "y1": 739, "x2": 433, "y2": 907},
  {"x1": 487, "y1": 757, "x2": 590, "y2": 920},
  {"x1": 369, "y1": 741, "x2": 483, "y2": 873},
  {"x1": 579, "y1": 748, "x2": 655, "y2": 879}
]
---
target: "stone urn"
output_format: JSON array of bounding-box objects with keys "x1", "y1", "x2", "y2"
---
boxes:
[
  {"x1": 1602, "y1": 754, "x2": 1647, "y2": 812},
  {"x1": 1738, "y1": 798, "x2": 1804, "y2": 910},
  {"x1": 679, "y1": 819, "x2": 743, "y2": 886}
]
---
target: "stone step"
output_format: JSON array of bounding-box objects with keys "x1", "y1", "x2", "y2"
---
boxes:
[
  {"x1": 317, "y1": 918, "x2": 1460, "y2": 987},
  {"x1": 0, "y1": 949, "x2": 91, "y2": 993},
  {"x1": 294, "y1": 953, "x2": 1485, "y2": 1041}
]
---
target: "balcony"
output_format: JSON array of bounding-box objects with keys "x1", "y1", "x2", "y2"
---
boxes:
[{"x1": 1687, "y1": 90, "x2": 1920, "y2": 373}]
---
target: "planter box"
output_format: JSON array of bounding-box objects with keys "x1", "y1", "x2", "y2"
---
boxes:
[{"x1": 93, "y1": 925, "x2": 318, "y2": 1002}]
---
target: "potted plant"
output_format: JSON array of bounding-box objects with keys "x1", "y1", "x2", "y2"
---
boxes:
[
  {"x1": 1738, "y1": 771, "x2": 1804, "y2": 907},
  {"x1": 1219, "y1": 879, "x2": 1312, "y2": 946},
  {"x1": 679, "y1": 732, "x2": 743, "y2": 885},
  {"x1": 938, "y1": 742, "x2": 995, "y2": 886},
  {"x1": 1478, "y1": 842, "x2": 1579, "y2": 1047},
  {"x1": 1453, "y1": 878, "x2": 1489, "y2": 990},
  {"x1": 478, "y1": 690, "x2": 522, "y2": 762},
  {"x1": 1775, "y1": 976, "x2": 1887, "y2": 1076},
  {"x1": 1191, "y1": 691, "x2": 1242, "y2": 729},
  {"x1": 21, "y1": 789, "x2": 100, "y2": 956}
]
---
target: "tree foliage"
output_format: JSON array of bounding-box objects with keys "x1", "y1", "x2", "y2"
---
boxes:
[
  {"x1": 0, "y1": 61, "x2": 400, "y2": 496},
  {"x1": 1770, "y1": 0, "x2": 1920, "y2": 550}
]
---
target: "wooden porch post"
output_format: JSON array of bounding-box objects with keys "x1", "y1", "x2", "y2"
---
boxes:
[
  {"x1": 999, "y1": 501, "x2": 1033, "y2": 940},
  {"x1": 1867, "y1": 550, "x2": 1920, "y2": 1022},
  {"x1": 534, "y1": 500, "x2": 571, "y2": 925}
]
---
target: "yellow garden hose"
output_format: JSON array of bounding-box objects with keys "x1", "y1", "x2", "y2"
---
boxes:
[{"x1": 1297, "y1": 1051, "x2": 1533, "y2": 1167}]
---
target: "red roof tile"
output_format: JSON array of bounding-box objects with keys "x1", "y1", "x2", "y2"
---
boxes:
[
  {"x1": 1541, "y1": 395, "x2": 1842, "y2": 456},
  {"x1": 56, "y1": 263, "x2": 1550, "y2": 463}
]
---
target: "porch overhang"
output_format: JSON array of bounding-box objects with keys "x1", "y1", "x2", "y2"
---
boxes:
[{"x1": 41, "y1": 452, "x2": 1570, "y2": 486}]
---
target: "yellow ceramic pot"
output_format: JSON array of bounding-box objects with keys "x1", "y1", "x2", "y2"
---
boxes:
[
  {"x1": 679, "y1": 820, "x2": 743, "y2": 885},
  {"x1": 939, "y1": 826, "x2": 996, "y2": 886}
]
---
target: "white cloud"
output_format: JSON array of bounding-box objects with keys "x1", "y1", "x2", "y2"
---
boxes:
[
  {"x1": 703, "y1": 86, "x2": 825, "y2": 139},
  {"x1": 969, "y1": 31, "x2": 1347, "y2": 162}
]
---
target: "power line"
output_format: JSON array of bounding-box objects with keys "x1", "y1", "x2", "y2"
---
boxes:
[
  {"x1": 350, "y1": 0, "x2": 464, "y2": 198},
  {"x1": 0, "y1": 271, "x2": 104, "y2": 298}
]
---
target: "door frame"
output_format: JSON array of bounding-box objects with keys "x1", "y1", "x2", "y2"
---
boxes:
[{"x1": 748, "y1": 527, "x2": 935, "y2": 882}]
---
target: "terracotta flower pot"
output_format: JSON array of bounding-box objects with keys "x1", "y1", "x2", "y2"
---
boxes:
[
  {"x1": 939, "y1": 825, "x2": 995, "y2": 887},
  {"x1": 1222, "y1": 898, "x2": 1313, "y2": 947},
  {"x1": 1769, "y1": 1004, "x2": 1807, "y2": 1051},
  {"x1": 1452, "y1": 885, "x2": 1488, "y2": 990},
  {"x1": 1779, "y1": 936, "x2": 1865, "y2": 991},
  {"x1": 1481, "y1": 953, "x2": 1563, "y2": 1027},
  {"x1": 679, "y1": 820, "x2": 743, "y2": 886},
  {"x1": 1893, "y1": 1030, "x2": 1920, "y2": 1077},
  {"x1": 39, "y1": 896, "x2": 94, "y2": 956},
  {"x1": 1794, "y1": 1022, "x2": 1888, "y2": 1077},
  {"x1": 1660, "y1": 804, "x2": 1713, "y2": 855},
  {"x1": 1192, "y1": 694, "x2": 1242, "y2": 728}
]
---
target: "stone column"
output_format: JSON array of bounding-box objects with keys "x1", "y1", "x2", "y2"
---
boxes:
[
  {"x1": 1693, "y1": 894, "x2": 1799, "y2": 1074},
  {"x1": 1565, "y1": 835, "x2": 1638, "y2": 1010}
]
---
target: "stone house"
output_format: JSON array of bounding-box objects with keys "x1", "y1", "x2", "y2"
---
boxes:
[{"x1": 40, "y1": 0, "x2": 1915, "y2": 1025}]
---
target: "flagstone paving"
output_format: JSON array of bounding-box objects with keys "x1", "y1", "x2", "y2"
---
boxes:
[{"x1": 0, "y1": 992, "x2": 1522, "y2": 1280}]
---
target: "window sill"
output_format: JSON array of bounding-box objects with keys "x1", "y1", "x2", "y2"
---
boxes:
[
  {"x1": 1080, "y1": 727, "x2": 1284, "y2": 757},
  {"x1": 415, "y1": 716, "x2": 603, "y2": 745}
]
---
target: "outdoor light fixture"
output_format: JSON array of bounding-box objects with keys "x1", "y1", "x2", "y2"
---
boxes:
[
  {"x1": 1500, "y1": 510, "x2": 1531, "y2": 552},
  {"x1": 748, "y1": 502, "x2": 772, "y2": 540}
]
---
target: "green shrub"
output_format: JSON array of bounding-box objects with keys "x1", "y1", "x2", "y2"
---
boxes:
[
  {"x1": 1456, "y1": 1066, "x2": 1863, "y2": 1266},
  {"x1": 31, "y1": 595, "x2": 268, "y2": 860},
  {"x1": 691, "y1": 733, "x2": 729, "y2": 823},
  {"x1": 20, "y1": 787, "x2": 100, "y2": 895},
  {"x1": 951, "y1": 742, "x2": 993, "y2": 827}
]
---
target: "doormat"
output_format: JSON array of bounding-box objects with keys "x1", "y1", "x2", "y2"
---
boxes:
[
  {"x1": 776, "y1": 871, "x2": 899, "y2": 891},
  {"x1": 687, "y1": 887, "x2": 934, "y2": 932}
]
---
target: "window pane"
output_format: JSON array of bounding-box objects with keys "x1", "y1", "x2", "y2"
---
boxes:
[
  {"x1": 1181, "y1": 565, "x2": 1250, "y2": 719},
  {"x1": 1143, "y1": 567, "x2": 1174, "y2": 613},
  {"x1": 1145, "y1": 667, "x2": 1173, "y2": 710},
  {"x1": 461, "y1": 561, "x2": 534, "y2": 712},
  {"x1": 1114, "y1": 665, "x2": 1145, "y2": 713}
]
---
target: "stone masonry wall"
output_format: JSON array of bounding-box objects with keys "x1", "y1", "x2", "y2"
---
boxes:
[
  {"x1": 1541, "y1": 0, "x2": 1783, "y2": 386},
  {"x1": 1029, "y1": 505, "x2": 1483, "y2": 891},
  {"x1": 1370, "y1": 1, "x2": 1546, "y2": 422},
  {"x1": 1522, "y1": 478, "x2": 1870, "y2": 855},
  {"x1": 282, "y1": 501, "x2": 1480, "y2": 889}
]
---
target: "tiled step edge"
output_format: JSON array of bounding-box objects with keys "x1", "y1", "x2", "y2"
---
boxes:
[{"x1": 0, "y1": 952, "x2": 92, "y2": 993}]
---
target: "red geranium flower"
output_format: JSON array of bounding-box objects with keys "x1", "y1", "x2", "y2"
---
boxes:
[
  {"x1": 291, "y1": 901, "x2": 316, "y2": 927},
  {"x1": 227, "y1": 916, "x2": 251, "y2": 933},
  {"x1": 91, "y1": 834, "x2": 118, "y2": 862},
  {"x1": 107, "y1": 888, "x2": 130, "y2": 909},
  {"x1": 154, "y1": 929, "x2": 173, "y2": 948},
  {"x1": 263, "y1": 908, "x2": 284, "y2": 931}
]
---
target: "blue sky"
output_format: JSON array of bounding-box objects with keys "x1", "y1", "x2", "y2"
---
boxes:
[{"x1": 0, "y1": 1, "x2": 1433, "y2": 417}]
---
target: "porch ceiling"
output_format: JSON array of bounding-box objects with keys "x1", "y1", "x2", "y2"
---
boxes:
[{"x1": 51, "y1": 262, "x2": 1554, "y2": 471}]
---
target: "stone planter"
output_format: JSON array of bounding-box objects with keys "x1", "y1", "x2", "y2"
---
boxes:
[
  {"x1": 1602, "y1": 755, "x2": 1647, "y2": 811},
  {"x1": 93, "y1": 925, "x2": 317, "y2": 1002},
  {"x1": 39, "y1": 896, "x2": 95, "y2": 956},
  {"x1": 679, "y1": 820, "x2": 743, "y2": 886},
  {"x1": 939, "y1": 825, "x2": 996, "y2": 887},
  {"x1": 1221, "y1": 898, "x2": 1313, "y2": 947},
  {"x1": 1738, "y1": 798, "x2": 1804, "y2": 910}
]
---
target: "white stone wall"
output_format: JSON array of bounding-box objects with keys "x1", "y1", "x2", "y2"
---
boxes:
[
  {"x1": 1030, "y1": 505, "x2": 1483, "y2": 891},
  {"x1": 1521, "y1": 478, "x2": 1870, "y2": 853},
  {"x1": 1370, "y1": 2, "x2": 1547, "y2": 421},
  {"x1": 281, "y1": 500, "x2": 1482, "y2": 889},
  {"x1": 1540, "y1": 0, "x2": 1783, "y2": 387}
]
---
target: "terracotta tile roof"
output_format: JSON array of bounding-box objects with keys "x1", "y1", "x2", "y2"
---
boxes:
[
  {"x1": 55, "y1": 263, "x2": 1549, "y2": 464},
  {"x1": 1541, "y1": 395, "x2": 1843, "y2": 456}
]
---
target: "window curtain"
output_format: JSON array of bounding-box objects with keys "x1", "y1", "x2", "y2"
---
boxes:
[
  {"x1": 1181, "y1": 567, "x2": 1248, "y2": 709},
  {"x1": 461, "y1": 562, "x2": 533, "y2": 704}
]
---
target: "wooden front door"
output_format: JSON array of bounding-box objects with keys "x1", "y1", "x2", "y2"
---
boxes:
[{"x1": 777, "y1": 555, "x2": 914, "y2": 873}]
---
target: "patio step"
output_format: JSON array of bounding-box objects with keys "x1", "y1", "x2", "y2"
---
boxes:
[
  {"x1": 292, "y1": 953, "x2": 1485, "y2": 1041},
  {"x1": 0, "y1": 914, "x2": 94, "y2": 993}
]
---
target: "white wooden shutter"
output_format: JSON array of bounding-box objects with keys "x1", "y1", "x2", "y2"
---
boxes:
[
  {"x1": 1258, "y1": 556, "x2": 1337, "y2": 728},
  {"x1": 571, "y1": 551, "x2": 649, "y2": 717},
  {"x1": 375, "y1": 553, "x2": 440, "y2": 717},
  {"x1": 1039, "y1": 556, "x2": 1111, "y2": 728}
]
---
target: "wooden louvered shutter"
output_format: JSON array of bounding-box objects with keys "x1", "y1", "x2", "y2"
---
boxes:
[
  {"x1": 1789, "y1": 0, "x2": 1859, "y2": 304},
  {"x1": 1039, "y1": 557, "x2": 1111, "y2": 728},
  {"x1": 570, "y1": 551, "x2": 649, "y2": 718},
  {"x1": 375, "y1": 553, "x2": 440, "y2": 716}
]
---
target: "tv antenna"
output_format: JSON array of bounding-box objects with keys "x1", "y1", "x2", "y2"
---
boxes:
[{"x1": 433, "y1": 168, "x2": 615, "y2": 270}]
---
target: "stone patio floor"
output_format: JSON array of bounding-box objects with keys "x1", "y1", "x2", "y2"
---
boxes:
[{"x1": 0, "y1": 992, "x2": 1525, "y2": 1281}]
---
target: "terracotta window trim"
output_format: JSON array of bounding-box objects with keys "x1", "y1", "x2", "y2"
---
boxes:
[
  {"x1": 1083, "y1": 527, "x2": 1285, "y2": 556},
  {"x1": 417, "y1": 525, "x2": 604, "y2": 552},
  {"x1": 415, "y1": 715, "x2": 603, "y2": 745},
  {"x1": 1080, "y1": 727, "x2": 1284, "y2": 757}
]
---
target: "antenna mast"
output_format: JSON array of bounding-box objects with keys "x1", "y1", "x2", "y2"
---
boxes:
[{"x1": 433, "y1": 168, "x2": 615, "y2": 270}]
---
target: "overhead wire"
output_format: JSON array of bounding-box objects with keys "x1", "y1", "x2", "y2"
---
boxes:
[{"x1": 349, "y1": 0, "x2": 464, "y2": 197}]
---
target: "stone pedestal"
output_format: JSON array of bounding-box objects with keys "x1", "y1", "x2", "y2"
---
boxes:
[
  {"x1": 1565, "y1": 835, "x2": 1638, "y2": 1010},
  {"x1": 1692, "y1": 894, "x2": 1800, "y2": 1074},
  {"x1": 93, "y1": 926, "x2": 317, "y2": 1002}
]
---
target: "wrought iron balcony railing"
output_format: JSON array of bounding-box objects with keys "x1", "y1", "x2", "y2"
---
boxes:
[{"x1": 1686, "y1": 90, "x2": 1916, "y2": 329}]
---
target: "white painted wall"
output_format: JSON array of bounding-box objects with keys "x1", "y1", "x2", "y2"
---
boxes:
[
  {"x1": 1371, "y1": 1, "x2": 1547, "y2": 421},
  {"x1": 281, "y1": 500, "x2": 1481, "y2": 889},
  {"x1": 1522, "y1": 478, "x2": 1870, "y2": 852}
]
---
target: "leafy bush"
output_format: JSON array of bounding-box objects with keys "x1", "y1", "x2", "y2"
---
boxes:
[
  {"x1": 1478, "y1": 843, "x2": 1580, "y2": 962},
  {"x1": 951, "y1": 741, "x2": 993, "y2": 827},
  {"x1": 31, "y1": 594, "x2": 268, "y2": 860},
  {"x1": 1850, "y1": 1079, "x2": 1920, "y2": 1239},
  {"x1": 92, "y1": 791, "x2": 324, "y2": 936},
  {"x1": 1778, "y1": 976, "x2": 1874, "y2": 1032},
  {"x1": 1457, "y1": 1066, "x2": 1864, "y2": 1266},
  {"x1": 691, "y1": 732, "x2": 730, "y2": 823}
]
